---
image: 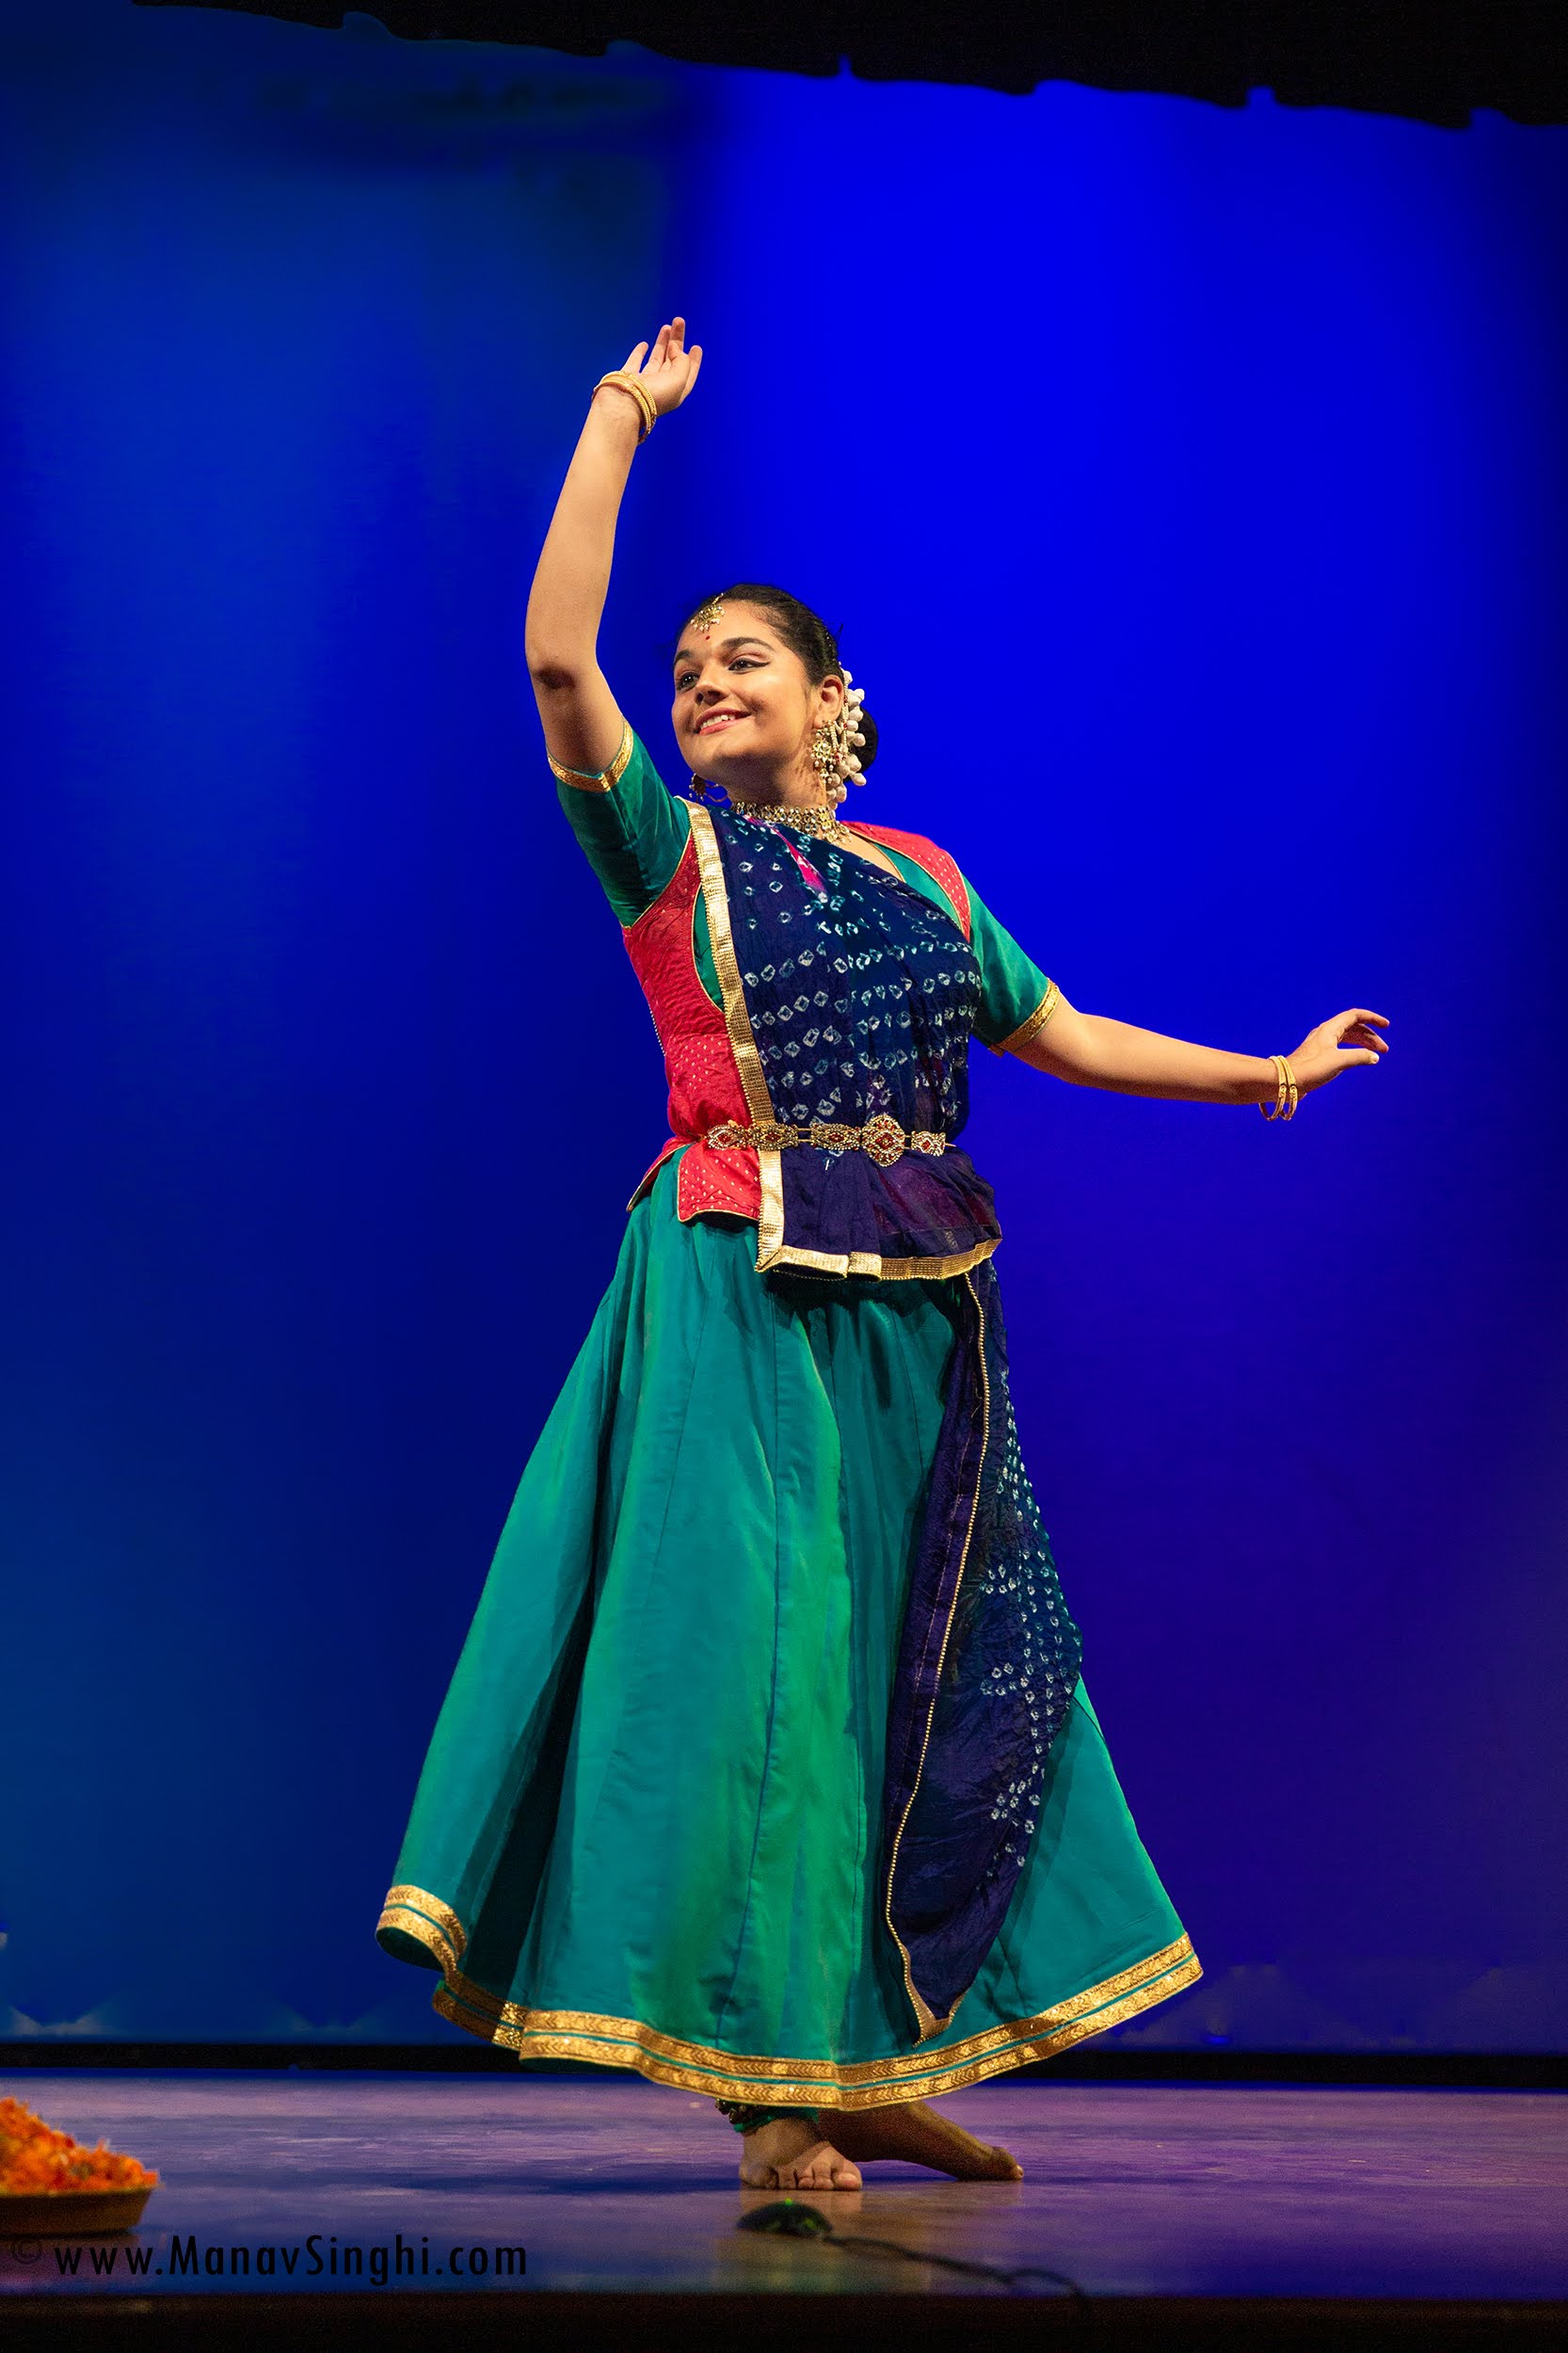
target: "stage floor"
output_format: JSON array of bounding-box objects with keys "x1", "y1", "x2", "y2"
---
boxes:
[{"x1": 2, "y1": 2070, "x2": 1564, "y2": 2342}]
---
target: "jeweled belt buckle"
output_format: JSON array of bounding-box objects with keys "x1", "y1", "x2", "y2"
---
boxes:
[
  {"x1": 859, "y1": 1113, "x2": 906, "y2": 1167},
  {"x1": 705, "y1": 1116, "x2": 948, "y2": 1163}
]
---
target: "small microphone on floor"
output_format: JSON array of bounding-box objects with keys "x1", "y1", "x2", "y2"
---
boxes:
[
  {"x1": 732, "y1": 2200, "x2": 1086, "y2": 2300},
  {"x1": 735, "y1": 2199, "x2": 834, "y2": 2236}
]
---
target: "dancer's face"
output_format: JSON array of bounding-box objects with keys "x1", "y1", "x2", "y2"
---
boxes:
[{"x1": 672, "y1": 603, "x2": 842, "y2": 795}]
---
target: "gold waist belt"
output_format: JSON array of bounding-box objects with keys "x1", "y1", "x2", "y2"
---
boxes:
[{"x1": 705, "y1": 1114, "x2": 947, "y2": 1170}]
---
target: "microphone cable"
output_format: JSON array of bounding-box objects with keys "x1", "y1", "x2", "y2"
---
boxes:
[{"x1": 735, "y1": 2197, "x2": 1090, "y2": 2309}]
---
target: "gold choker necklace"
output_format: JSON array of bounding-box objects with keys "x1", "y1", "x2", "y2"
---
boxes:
[{"x1": 727, "y1": 796, "x2": 845, "y2": 839}]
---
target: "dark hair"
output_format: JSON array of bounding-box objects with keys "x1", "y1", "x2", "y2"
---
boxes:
[{"x1": 678, "y1": 583, "x2": 880, "y2": 773}]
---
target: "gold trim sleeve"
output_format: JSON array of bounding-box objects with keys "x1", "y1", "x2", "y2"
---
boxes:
[
  {"x1": 992, "y1": 979, "x2": 1062, "y2": 1058},
  {"x1": 548, "y1": 720, "x2": 634, "y2": 793}
]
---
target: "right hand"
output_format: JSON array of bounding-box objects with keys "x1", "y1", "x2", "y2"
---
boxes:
[{"x1": 617, "y1": 317, "x2": 703, "y2": 419}]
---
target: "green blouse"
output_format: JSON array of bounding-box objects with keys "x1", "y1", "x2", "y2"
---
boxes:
[{"x1": 555, "y1": 732, "x2": 1054, "y2": 1051}]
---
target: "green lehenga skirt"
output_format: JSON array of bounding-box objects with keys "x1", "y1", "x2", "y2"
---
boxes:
[{"x1": 376, "y1": 1155, "x2": 1197, "y2": 2106}]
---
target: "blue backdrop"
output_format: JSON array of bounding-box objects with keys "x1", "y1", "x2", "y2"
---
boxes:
[{"x1": 3, "y1": 0, "x2": 1565, "y2": 2051}]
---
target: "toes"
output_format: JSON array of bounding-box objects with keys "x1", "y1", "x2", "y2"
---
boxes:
[{"x1": 742, "y1": 2131, "x2": 862, "y2": 2194}]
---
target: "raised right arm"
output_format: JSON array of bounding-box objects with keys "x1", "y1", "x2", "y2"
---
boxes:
[{"x1": 524, "y1": 320, "x2": 702, "y2": 778}]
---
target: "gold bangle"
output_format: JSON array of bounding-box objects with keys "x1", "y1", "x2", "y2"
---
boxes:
[
  {"x1": 1259, "y1": 1052, "x2": 1298, "y2": 1121},
  {"x1": 592, "y1": 370, "x2": 655, "y2": 441},
  {"x1": 621, "y1": 375, "x2": 657, "y2": 436},
  {"x1": 594, "y1": 370, "x2": 653, "y2": 436}
]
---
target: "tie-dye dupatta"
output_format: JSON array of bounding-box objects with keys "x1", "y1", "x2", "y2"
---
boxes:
[
  {"x1": 710, "y1": 810, "x2": 1083, "y2": 2040},
  {"x1": 879, "y1": 1254, "x2": 1083, "y2": 2039},
  {"x1": 711, "y1": 810, "x2": 1001, "y2": 1274}
]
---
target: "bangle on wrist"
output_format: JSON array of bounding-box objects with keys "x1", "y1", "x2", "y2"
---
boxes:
[
  {"x1": 592, "y1": 369, "x2": 656, "y2": 441},
  {"x1": 1258, "y1": 1052, "x2": 1298, "y2": 1121}
]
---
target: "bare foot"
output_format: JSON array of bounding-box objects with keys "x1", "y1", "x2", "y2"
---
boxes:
[
  {"x1": 818, "y1": 2097, "x2": 1023, "y2": 2180},
  {"x1": 737, "y1": 2111, "x2": 863, "y2": 2191}
]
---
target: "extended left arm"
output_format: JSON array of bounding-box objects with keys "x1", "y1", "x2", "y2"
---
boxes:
[{"x1": 1015, "y1": 993, "x2": 1389, "y2": 1104}]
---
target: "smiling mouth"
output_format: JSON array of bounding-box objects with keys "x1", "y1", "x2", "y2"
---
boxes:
[{"x1": 696, "y1": 712, "x2": 745, "y2": 735}]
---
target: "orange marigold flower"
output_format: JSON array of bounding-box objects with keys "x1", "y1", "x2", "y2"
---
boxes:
[{"x1": 0, "y1": 2097, "x2": 158, "y2": 2195}]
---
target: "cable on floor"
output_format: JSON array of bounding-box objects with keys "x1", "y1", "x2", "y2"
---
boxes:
[{"x1": 734, "y1": 2197, "x2": 1090, "y2": 2306}]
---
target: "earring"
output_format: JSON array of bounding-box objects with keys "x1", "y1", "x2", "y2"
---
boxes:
[
  {"x1": 809, "y1": 724, "x2": 839, "y2": 797},
  {"x1": 811, "y1": 720, "x2": 852, "y2": 805}
]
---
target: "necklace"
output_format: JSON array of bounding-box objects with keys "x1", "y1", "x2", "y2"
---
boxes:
[{"x1": 726, "y1": 795, "x2": 845, "y2": 839}]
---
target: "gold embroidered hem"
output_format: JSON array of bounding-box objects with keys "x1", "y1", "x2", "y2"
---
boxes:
[
  {"x1": 377, "y1": 1885, "x2": 466, "y2": 1977},
  {"x1": 754, "y1": 1233, "x2": 1000, "y2": 1283},
  {"x1": 408, "y1": 1932, "x2": 1200, "y2": 2109},
  {"x1": 992, "y1": 978, "x2": 1062, "y2": 1058}
]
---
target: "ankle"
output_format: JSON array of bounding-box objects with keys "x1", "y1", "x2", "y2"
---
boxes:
[{"x1": 715, "y1": 2099, "x2": 818, "y2": 2137}]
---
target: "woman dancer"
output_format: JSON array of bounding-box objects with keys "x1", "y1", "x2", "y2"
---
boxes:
[{"x1": 377, "y1": 320, "x2": 1388, "y2": 2192}]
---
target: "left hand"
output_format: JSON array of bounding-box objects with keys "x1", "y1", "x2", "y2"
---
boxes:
[{"x1": 1288, "y1": 1007, "x2": 1390, "y2": 1095}]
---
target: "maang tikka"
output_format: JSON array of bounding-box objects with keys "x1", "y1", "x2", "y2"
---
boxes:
[
  {"x1": 684, "y1": 595, "x2": 728, "y2": 802},
  {"x1": 684, "y1": 595, "x2": 729, "y2": 803}
]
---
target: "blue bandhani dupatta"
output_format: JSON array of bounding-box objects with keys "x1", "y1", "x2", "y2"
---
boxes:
[{"x1": 712, "y1": 809, "x2": 1083, "y2": 2040}]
